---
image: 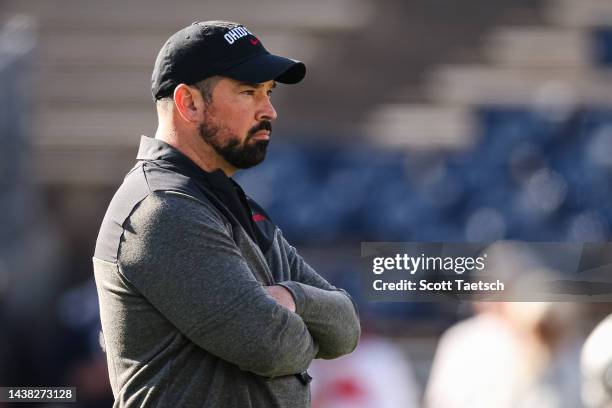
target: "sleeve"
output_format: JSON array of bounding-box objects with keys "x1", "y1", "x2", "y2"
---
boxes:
[
  {"x1": 275, "y1": 232, "x2": 361, "y2": 360},
  {"x1": 117, "y1": 191, "x2": 318, "y2": 378}
]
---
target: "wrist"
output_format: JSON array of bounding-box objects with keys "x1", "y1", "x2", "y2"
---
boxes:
[{"x1": 276, "y1": 282, "x2": 305, "y2": 315}]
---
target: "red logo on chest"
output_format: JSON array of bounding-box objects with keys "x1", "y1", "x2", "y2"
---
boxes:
[{"x1": 252, "y1": 213, "x2": 266, "y2": 222}]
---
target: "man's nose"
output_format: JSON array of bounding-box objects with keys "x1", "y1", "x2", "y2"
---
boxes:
[{"x1": 257, "y1": 97, "x2": 277, "y2": 122}]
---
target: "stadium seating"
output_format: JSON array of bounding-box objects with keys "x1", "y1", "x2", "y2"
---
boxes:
[{"x1": 238, "y1": 105, "x2": 612, "y2": 244}]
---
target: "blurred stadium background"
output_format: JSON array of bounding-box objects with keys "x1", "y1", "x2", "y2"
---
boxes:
[{"x1": 1, "y1": 0, "x2": 612, "y2": 406}]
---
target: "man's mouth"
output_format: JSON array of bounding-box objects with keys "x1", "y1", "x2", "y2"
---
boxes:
[
  {"x1": 250, "y1": 130, "x2": 270, "y2": 140},
  {"x1": 248, "y1": 121, "x2": 272, "y2": 141}
]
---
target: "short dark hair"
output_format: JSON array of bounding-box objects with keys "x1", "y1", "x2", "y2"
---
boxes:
[
  {"x1": 191, "y1": 76, "x2": 222, "y2": 105},
  {"x1": 155, "y1": 75, "x2": 222, "y2": 106}
]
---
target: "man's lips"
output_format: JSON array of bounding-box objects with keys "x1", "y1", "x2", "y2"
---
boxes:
[{"x1": 250, "y1": 130, "x2": 270, "y2": 140}]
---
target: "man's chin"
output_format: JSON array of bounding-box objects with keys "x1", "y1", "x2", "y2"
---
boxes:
[
  {"x1": 243, "y1": 140, "x2": 269, "y2": 166},
  {"x1": 250, "y1": 138, "x2": 269, "y2": 149},
  {"x1": 238, "y1": 153, "x2": 267, "y2": 169},
  {"x1": 227, "y1": 146, "x2": 268, "y2": 169}
]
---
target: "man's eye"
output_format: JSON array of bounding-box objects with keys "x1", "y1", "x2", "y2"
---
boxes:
[{"x1": 241, "y1": 90, "x2": 255, "y2": 95}]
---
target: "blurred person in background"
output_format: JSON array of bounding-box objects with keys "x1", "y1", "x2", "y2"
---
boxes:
[
  {"x1": 309, "y1": 322, "x2": 420, "y2": 408},
  {"x1": 424, "y1": 242, "x2": 583, "y2": 408},
  {"x1": 424, "y1": 301, "x2": 582, "y2": 408},
  {"x1": 92, "y1": 20, "x2": 360, "y2": 408},
  {"x1": 582, "y1": 314, "x2": 612, "y2": 408},
  {"x1": 55, "y1": 280, "x2": 113, "y2": 407}
]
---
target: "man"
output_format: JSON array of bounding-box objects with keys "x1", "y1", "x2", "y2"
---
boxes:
[{"x1": 92, "y1": 20, "x2": 360, "y2": 408}]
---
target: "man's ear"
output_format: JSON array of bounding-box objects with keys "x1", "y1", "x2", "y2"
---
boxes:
[{"x1": 173, "y1": 84, "x2": 203, "y2": 124}]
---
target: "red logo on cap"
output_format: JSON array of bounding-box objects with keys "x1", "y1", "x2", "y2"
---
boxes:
[{"x1": 250, "y1": 38, "x2": 259, "y2": 45}]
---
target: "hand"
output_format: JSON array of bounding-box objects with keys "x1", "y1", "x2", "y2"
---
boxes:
[{"x1": 264, "y1": 285, "x2": 296, "y2": 313}]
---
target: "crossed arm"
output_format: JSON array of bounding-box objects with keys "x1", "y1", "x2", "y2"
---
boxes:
[
  {"x1": 265, "y1": 280, "x2": 361, "y2": 360},
  {"x1": 118, "y1": 191, "x2": 359, "y2": 377},
  {"x1": 273, "y1": 231, "x2": 361, "y2": 360},
  {"x1": 265, "y1": 285, "x2": 297, "y2": 312}
]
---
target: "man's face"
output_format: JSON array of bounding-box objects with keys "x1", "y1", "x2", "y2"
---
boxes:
[{"x1": 197, "y1": 77, "x2": 277, "y2": 171}]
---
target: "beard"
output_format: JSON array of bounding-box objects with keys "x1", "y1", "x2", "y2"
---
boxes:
[{"x1": 198, "y1": 119, "x2": 271, "y2": 170}]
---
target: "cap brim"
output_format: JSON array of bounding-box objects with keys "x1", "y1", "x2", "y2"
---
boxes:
[{"x1": 222, "y1": 53, "x2": 306, "y2": 84}]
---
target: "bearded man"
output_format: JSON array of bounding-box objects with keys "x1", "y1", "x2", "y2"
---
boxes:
[{"x1": 92, "y1": 20, "x2": 360, "y2": 408}]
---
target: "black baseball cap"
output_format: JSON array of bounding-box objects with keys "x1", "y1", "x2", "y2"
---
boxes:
[{"x1": 151, "y1": 20, "x2": 306, "y2": 100}]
